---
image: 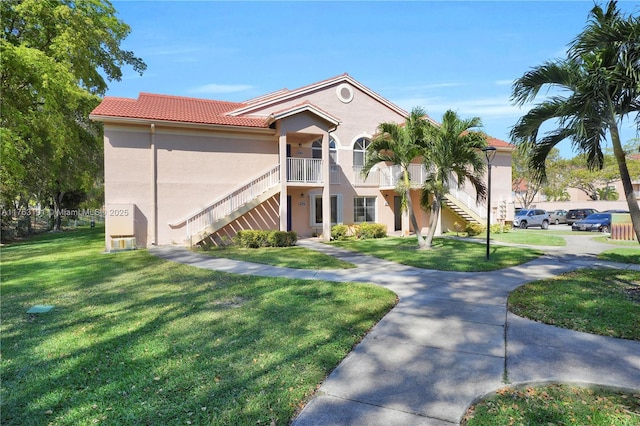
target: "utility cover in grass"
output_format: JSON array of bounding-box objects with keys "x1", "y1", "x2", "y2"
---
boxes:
[{"x1": 26, "y1": 305, "x2": 53, "y2": 314}]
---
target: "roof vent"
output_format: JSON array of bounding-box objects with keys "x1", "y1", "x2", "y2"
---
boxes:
[{"x1": 336, "y1": 83, "x2": 354, "y2": 103}]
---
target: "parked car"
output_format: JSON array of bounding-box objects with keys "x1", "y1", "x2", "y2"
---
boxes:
[
  {"x1": 548, "y1": 209, "x2": 567, "y2": 225},
  {"x1": 513, "y1": 209, "x2": 550, "y2": 229},
  {"x1": 566, "y1": 208, "x2": 598, "y2": 225},
  {"x1": 571, "y1": 212, "x2": 613, "y2": 233}
]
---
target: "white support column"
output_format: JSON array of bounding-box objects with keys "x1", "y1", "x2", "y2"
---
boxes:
[
  {"x1": 279, "y1": 132, "x2": 288, "y2": 232},
  {"x1": 322, "y1": 131, "x2": 331, "y2": 242}
]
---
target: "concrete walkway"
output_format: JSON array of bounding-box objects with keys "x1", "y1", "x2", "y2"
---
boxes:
[{"x1": 150, "y1": 234, "x2": 640, "y2": 425}]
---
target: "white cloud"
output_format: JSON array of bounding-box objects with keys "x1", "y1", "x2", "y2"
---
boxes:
[
  {"x1": 494, "y1": 79, "x2": 514, "y2": 86},
  {"x1": 393, "y1": 95, "x2": 529, "y2": 120},
  {"x1": 188, "y1": 84, "x2": 254, "y2": 94}
]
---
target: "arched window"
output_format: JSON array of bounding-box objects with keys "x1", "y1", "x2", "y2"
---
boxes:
[
  {"x1": 312, "y1": 138, "x2": 337, "y2": 164},
  {"x1": 353, "y1": 137, "x2": 370, "y2": 167}
]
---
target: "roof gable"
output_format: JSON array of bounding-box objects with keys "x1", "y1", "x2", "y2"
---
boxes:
[
  {"x1": 266, "y1": 102, "x2": 340, "y2": 127},
  {"x1": 229, "y1": 73, "x2": 409, "y2": 118}
]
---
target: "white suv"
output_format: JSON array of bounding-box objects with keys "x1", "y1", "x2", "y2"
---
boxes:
[{"x1": 513, "y1": 209, "x2": 550, "y2": 229}]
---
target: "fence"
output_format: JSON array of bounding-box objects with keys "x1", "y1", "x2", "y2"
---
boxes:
[{"x1": 1, "y1": 207, "x2": 105, "y2": 241}]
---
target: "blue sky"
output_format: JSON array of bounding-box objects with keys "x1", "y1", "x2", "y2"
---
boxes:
[{"x1": 108, "y1": 1, "x2": 640, "y2": 157}]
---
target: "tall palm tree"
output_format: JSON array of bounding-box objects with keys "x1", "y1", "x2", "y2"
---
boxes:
[
  {"x1": 511, "y1": 0, "x2": 640, "y2": 242},
  {"x1": 362, "y1": 107, "x2": 430, "y2": 248},
  {"x1": 420, "y1": 110, "x2": 488, "y2": 248}
]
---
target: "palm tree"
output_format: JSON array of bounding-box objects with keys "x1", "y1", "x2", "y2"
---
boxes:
[
  {"x1": 362, "y1": 107, "x2": 430, "y2": 248},
  {"x1": 511, "y1": 0, "x2": 640, "y2": 242},
  {"x1": 420, "y1": 110, "x2": 488, "y2": 248}
]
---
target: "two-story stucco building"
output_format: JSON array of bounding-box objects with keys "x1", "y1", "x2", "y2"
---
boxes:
[{"x1": 90, "y1": 74, "x2": 514, "y2": 251}]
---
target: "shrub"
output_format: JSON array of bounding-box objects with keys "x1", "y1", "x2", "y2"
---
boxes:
[
  {"x1": 465, "y1": 222, "x2": 485, "y2": 236},
  {"x1": 235, "y1": 230, "x2": 269, "y2": 248},
  {"x1": 235, "y1": 230, "x2": 297, "y2": 248},
  {"x1": 267, "y1": 230, "x2": 297, "y2": 247},
  {"x1": 452, "y1": 221, "x2": 465, "y2": 236},
  {"x1": 491, "y1": 223, "x2": 510, "y2": 234},
  {"x1": 331, "y1": 224, "x2": 349, "y2": 241},
  {"x1": 356, "y1": 223, "x2": 387, "y2": 239}
]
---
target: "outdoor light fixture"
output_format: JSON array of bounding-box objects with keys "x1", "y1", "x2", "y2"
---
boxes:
[{"x1": 482, "y1": 146, "x2": 497, "y2": 260}]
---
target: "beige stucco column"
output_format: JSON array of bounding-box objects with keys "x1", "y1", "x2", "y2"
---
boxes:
[
  {"x1": 150, "y1": 123, "x2": 157, "y2": 246},
  {"x1": 278, "y1": 132, "x2": 288, "y2": 232},
  {"x1": 322, "y1": 131, "x2": 331, "y2": 242}
]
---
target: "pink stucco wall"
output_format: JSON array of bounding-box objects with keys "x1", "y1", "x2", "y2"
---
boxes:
[
  {"x1": 103, "y1": 124, "x2": 278, "y2": 248},
  {"x1": 100, "y1": 77, "x2": 514, "y2": 249}
]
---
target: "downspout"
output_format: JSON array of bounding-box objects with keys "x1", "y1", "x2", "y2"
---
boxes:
[{"x1": 151, "y1": 123, "x2": 157, "y2": 245}]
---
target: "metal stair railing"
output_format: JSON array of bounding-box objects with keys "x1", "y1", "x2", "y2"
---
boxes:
[{"x1": 170, "y1": 165, "x2": 281, "y2": 240}]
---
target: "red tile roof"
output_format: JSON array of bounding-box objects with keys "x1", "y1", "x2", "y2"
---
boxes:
[
  {"x1": 91, "y1": 93, "x2": 268, "y2": 127},
  {"x1": 486, "y1": 136, "x2": 514, "y2": 149}
]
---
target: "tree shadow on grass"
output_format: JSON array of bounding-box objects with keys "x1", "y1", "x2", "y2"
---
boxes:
[{"x1": 1, "y1": 232, "x2": 396, "y2": 425}]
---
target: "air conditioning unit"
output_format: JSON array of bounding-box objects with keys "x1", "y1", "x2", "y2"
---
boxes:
[{"x1": 110, "y1": 237, "x2": 136, "y2": 251}]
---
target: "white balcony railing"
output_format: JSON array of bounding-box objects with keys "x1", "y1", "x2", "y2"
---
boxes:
[
  {"x1": 352, "y1": 166, "x2": 379, "y2": 186},
  {"x1": 355, "y1": 164, "x2": 428, "y2": 188},
  {"x1": 287, "y1": 158, "x2": 323, "y2": 184},
  {"x1": 355, "y1": 164, "x2": 486, "y2": 218}
]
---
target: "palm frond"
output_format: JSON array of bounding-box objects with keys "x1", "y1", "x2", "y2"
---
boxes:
[{"x1": 511, "y1": 60, "x2": 577, "y2": 106}]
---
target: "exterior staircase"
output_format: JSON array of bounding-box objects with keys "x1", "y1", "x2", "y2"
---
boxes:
[
  {"x1": 443, "y1": 194, "x2": 484, "y2": 225},
  {"x1": 170, "y1": 165, "x2": 281, "y2": 245}
]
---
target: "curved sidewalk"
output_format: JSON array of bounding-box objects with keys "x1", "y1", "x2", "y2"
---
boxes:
[{"x1": 150, "y1": 236, "x2": 640, "y2": 425}]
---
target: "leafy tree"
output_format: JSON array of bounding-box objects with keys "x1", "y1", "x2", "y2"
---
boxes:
[
  {"x1": 511, "y1": 1, "x2": 640, "y2": 242},
  {"x1": 564, "y1": 153, "x2": 628, "y2": 200},
  {"x1": 512, "y1": 145, "x2": 546, "y2": 207},
  {"x1": 0, "y1": 0, "x2": 145, "y2": 229},
  {"x1": 541, "y1": 153, "x2": 571, "y2": 201},
  {"x1": 420, "y1": 110, "x2": 487, "y2": 248},
  {"x1": 363, "y1": 108, "x2": 430, "y2": 248},
  {"x1": 596, "y1": 186, "x2": 619, "y2": 200}
]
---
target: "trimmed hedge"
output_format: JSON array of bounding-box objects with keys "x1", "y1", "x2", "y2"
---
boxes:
[
  {"x1": 331, "y1": 223, "x2": 387, "y2": 241},
  {"x1": 356, "y1": 223, "x2": 387, "y2": 239},
  {"x1": 235, "y1": 230, "x2": 297, "y2": 248},
  {"x1": 465, "y1": 222, "x2": 485, "y2": 236},
  {"x1": 331, "y1": 224, "x2": 349, "y2": 241}
]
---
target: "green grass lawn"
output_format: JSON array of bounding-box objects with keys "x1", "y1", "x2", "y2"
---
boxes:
[
  {"x1": 196, "y1": 245, "x2": 356, "y2": 269},
  {"x1": 508, "y1": 268, "x2": 640, "y2": 340},
  {"x1": 593, "y1": 235, "x2": 640, "y2": 245},
  {"x1": 488, "y1": 229, "x2": 567, "y2": 246},
  {"x1": 1, "y1": 227, "x2": 397, "y2": 426},
  {"x1": 463, "y1": 384, "x2": 640, "y2": 425},
  {"x1": 331, "y1": 237, "x2": 542, "y2": 271},
  {"x1": 598, "y1": 247, "x2": 640, "y2": 264}
]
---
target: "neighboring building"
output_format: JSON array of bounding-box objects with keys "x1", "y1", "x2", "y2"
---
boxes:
[
  {"x1": 514, "y1": 153, "x2": 640, "y2": 212},
  {"x1": 90, "y1": 74, "x2": 514, "y2": 251}
]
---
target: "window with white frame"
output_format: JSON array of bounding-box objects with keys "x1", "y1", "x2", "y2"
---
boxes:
[
  {"x1": 312, "y1": 138, "x2": 337, "y2": 164},
  {"x1": 311, "y1": 194, "x2": 342, "y2": 226},
  {"x1": 353, "y1": 137, "x2": 370, "y2": 167},
  {"x1": 354, "y1": 197, "x2": 376, "y2": 223}
]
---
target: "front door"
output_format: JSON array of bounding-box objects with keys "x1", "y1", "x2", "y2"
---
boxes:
[{"x1": 394, "y1": 196, "x2": 402, "y2": 231}]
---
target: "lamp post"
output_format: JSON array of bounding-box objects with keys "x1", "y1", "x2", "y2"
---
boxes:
[{"x1": 482, "y1": 146, "x2": 497, "y2": 260}]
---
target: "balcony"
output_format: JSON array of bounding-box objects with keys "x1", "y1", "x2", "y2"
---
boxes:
[
  {"x1": 287, "y1": 158, "x2": 322, "y2": 184},
  {"x1": 353, "y1": 164, "x2": 427, "y2": 188}
]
